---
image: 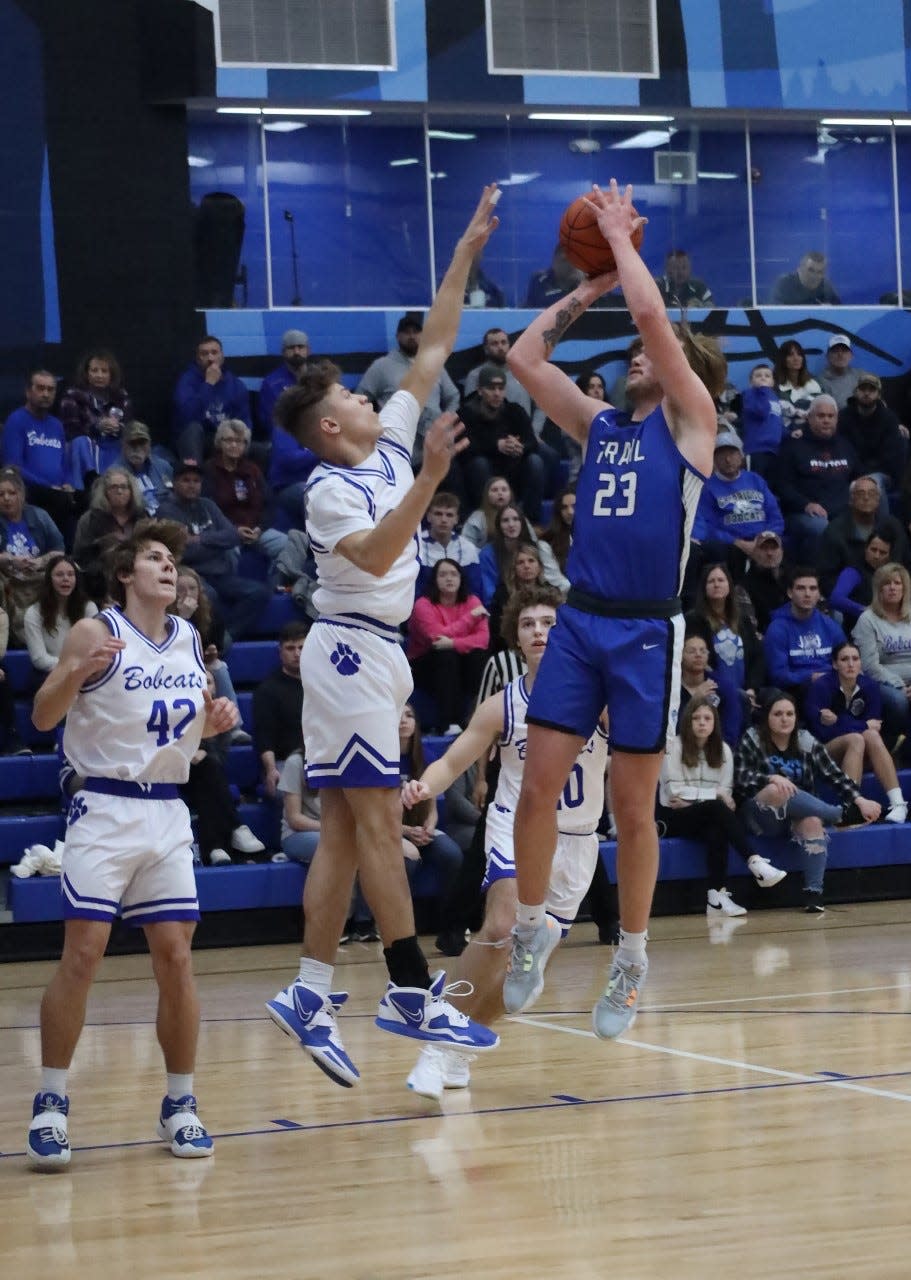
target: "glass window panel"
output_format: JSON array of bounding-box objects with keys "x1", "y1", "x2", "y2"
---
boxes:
[
  {"x1": 187, "y1": 119, "x2": 268, "y2": 309},
  {"x1": 751, "y1": 124, "x2": 896, "y2": 306},
  {"x1": 264, "y1": 120, "x2": 431, "y2": 308}
]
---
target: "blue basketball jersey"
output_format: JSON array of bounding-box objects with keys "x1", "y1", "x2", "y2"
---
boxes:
[{"x1": 567, "y1": 404, "x2": 705, "y2": 602}]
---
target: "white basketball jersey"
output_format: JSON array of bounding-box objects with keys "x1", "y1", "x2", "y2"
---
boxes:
[
  {"x1": 495, "y1": 675, "x2": 608, "y2": 834},
  {"x1": 63, "y1": 608, "x2": 207, "y2": 783},
  {"x1": 304, "y1": 390, "x2": 421, "y2": 626}
]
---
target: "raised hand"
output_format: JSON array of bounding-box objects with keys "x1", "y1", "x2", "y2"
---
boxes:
[
  {"x1": 401, "y1": 778, "x2": 432, "y2": 808},
  {"x1": 583, "y1": 179, "x2": 648, "y2": 248},
  {"x1": 80, "y1": 635, "x2": 126, "y2": 680},
  {"x1": 456, "y1": 183, "x2": 501, "y2": 256}
]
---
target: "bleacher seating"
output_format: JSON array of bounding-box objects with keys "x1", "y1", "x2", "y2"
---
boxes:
[{"x1": 5, "y1": 638, "x2": 911, "y2": 927}]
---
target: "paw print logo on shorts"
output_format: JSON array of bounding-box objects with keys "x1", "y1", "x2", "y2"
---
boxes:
[
  {"x1": 330, "y1": 642, "x2": 362, "y2": 676},
  {"x1": 67, "y1": 795, "x2": 88, "y2": 827}
]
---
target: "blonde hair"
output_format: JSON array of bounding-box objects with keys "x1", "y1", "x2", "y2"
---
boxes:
[
  {"x1": 872, "y1": 562, "x2": 911, "y2": 622},
  {"x1": 672, "y1": 322, "x2": 728, "y2": 400}
]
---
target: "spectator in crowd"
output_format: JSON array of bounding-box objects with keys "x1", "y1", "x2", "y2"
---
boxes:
[
  {"x1": 268, "y1": 417, "x2": 319, "y2": 523},
  {"x1": 838, "y1": 373, "x2": 907, "y2": 503},
  {"x1": 73, "y1": 466, "x2": 147, "y2": 602},
  {"x1": 463, "y1": 328, "x2": 533, "y2": 415},
  {"x1": 743, "y1": 529, "x2": 791, "y2": 635},
  {"x1": 465, "y1": 254, "x2": 506, "y2": 308},
  {"x1": 277, "y1": 745, "x2": 321, "y2": 867},
  {"x1": 407, "y1": 558, "x2": 489, "y2": 735},
  {"x1": 678, "y1": 630, "x2": 729, "y2": 731},
  {"x1": 157, "y1": 460, "x2": 270, "y2": 640},
  {"x1": 417, "y1": 490, "x2": 481, "y2": 598},
  {"x1": 462, "y1": 475, "x2": 515, "y2": 549},
  {"x1": 61, "y1": 349, "x2": 133, "y2": 485},
  {"x1": 737, "y1": 363, "x2": 784, "y2": 479},
  {"x1": 398, "y1": 703, "x2": 465, "y2": 931},
  {"x1": 654, "y1": 249, "x2": 714, "y2": 309},
  {"x1": 258, "y1": 329, "x2": 309, "y2": 434},
  {"x1": 829, "y1": 527, "x2": 897, "y2": 629},
  {"x1": 23, "y1": 554, "x2": 98, "y2": 675},
  {"x1": 524, "y1": 244, "x2": 584, "y2": 308},
  {"x1": 658, "y1": 697, "x2": 785, "y2": 918},
  {"x1": 804, "y1": 641, "x2": 907, "y2": 821},
  {"x1": 0, "y1": 583, "x2": 28, "y2": 754},
  {"x1": 478, "y1": 503, "x2": 567, "y2": 606},
  {"x1": 735, "y1": 689, "x2": 879, "y2": 912},
  {"x1": 776, "y1": 395, "x2": 860, "y2": 560},
  {"x1": 692, "y1": 428, "x2": 784, "y2": 580},
  {"x1": 487, "y1": 541, "x2": 550, "y2": 655},
  {"x1": 357, "y1": 313, "x2": 460, "y2": 465},
  {"x1": 852, "y1": 562, "x2": 911, "y2": 745},
  {"x1": 816, "y1": 476, "x2": 907, "y2": 598},
  {"x1": 173, "y1": 565, "x2": 246, "y2": 743},
  {"x1": 252, "y1": 621, "x2": 307, "y2": 797},
  {"x1": 686, "y1": 562, "x2": 764, "y2": 745},
  {"x1": 459, "y1": 365, "x2": 545, "y2": 521},
  {"x1": 180, "y1": 668, "x2": 265, "y2": 866},
  {"x1": 202, "y1": 418, "x2": 288, "y2": 579},
  {"x1": 172, "y1": 334, "x2": 252, "y2": 462},
  {"x1": 818, "y1": 335, "x2": 864, "y2": 409},
  {"x1": 119, "y1": 421, "x2": 172, "y2": 516},
  {"x1": 763, "y1": 567, "x2": 846, "y2": 701},
  {"x1": 538, "y1": 484, "x2": 575, "y2": 576},
  {"x1": 59, "y1": 348, "x2": 133, "y2": 442},
  {"x1": 3, "y1": 369, "x2": 78, "y2": 539},
  {"x1": 773, "y1": 340, "x2": 822, "y2": 434},
  {"x1": 770, "y1": 251, "x2": 841, "y2": 306},
  {"x1": 0, "y1": 466, "x2": 65, "y2": 643}
]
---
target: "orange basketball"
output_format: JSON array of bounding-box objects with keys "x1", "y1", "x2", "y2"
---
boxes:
[{"x1": 559, "y1": 191, "x2": 645, "y2": 276}]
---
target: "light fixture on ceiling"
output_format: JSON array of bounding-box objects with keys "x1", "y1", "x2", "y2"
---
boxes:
[
  {"x1": 610, "y1": 130, "x2": 676, "y2": 149},
  {"x1": 262, "y1": 121, "x2": 308, "y2": 133},
  {"x1": 427, "y1": 130, "x2": 477, "y2": 141},
  {"x1": 390, "y1": 158, "x2": 420, "y2": 167},
  {"x1": 529, "y1": 112, "x2": 673, "y2": 123},
  {"x1": 216, "y1": 106, "x2": 372, "y2": 117}
]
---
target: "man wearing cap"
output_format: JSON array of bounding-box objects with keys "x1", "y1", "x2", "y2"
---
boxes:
[
  {"x1": 259, "y1": 330, "x2": 310, "y2": 434},
  {"x1": 837, "y1": 373, "x2": 907, "y2": 501},
  {"x1": 357, "y1": 313, "x2": 460, "y2": 466},
  {"x1": 818, "y1": 335, "x2": 863, "y2": 409},
  {"x1": 743, "y1": 530, "x2": 792, "y2": 634},
  {"x1": 691, "y1": 428, "x2": 784, "y2": 580},
  {"x1": 157, "y1": 461, "x2": 270, "y2": 640},
  {"x1": 458, "y1": 363, "x2": 545, "y2": 520},
  {"x1": 118, "y1": 421, "x2": 173, "y2": 516}
]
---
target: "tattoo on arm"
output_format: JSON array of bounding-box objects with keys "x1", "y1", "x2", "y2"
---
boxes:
[{"x1": 541, "y1": 296, "x2": 585, "y2": 354}]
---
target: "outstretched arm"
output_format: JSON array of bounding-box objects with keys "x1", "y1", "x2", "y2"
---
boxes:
[
  {"x1": 401, "y1": 693, "x2": 503, "y2": 805},
  {"x1": 508, "y1": 274, "x2": 619, "y2": 445},
  {"x1": 400, "y1": 185, "x2": 500, "y2": 411},
  {"x1": 586, "y1": 181, "x2": 716, "y2": 462}
]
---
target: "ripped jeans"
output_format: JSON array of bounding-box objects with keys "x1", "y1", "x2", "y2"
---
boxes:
[{"x1": 741, "y1": 789, "x2": 841, "y2": 893}]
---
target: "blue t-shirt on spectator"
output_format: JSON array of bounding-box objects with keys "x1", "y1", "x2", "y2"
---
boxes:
[{"x1": 2, "y1": 409, "x2": 68, "y2": 488}]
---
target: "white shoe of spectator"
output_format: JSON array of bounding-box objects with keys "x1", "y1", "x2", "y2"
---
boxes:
[
  {"x1": 232, "y1": 825, "x2": 265, "y2": 854},
  {"x1": 885, "y1": 802, "x2": 908, "y2": 824},
  {"x1": 209, "y1": 848, "x2": 233, "y2": 866}
]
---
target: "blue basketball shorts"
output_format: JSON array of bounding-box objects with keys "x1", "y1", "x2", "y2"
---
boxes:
[{"x1": 526, "y1": 604, "x2": 683, "y2": 753}]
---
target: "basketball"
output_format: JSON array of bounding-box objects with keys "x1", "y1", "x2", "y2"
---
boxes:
[{"x1": 559, "y1": 191, "x2": 645, "y2": 276}]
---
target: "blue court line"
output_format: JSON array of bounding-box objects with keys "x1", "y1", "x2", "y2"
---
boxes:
[{"x1": 4, "y1": 1066, "x2": 911, "y2": 1162}]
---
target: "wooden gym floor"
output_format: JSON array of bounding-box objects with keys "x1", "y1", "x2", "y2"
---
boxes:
[{"x1": 3, "y1": 902, "x2": 911, "y2": 1279}]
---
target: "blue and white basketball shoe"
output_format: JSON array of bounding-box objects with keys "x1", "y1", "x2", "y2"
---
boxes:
[
  {"x1": 266, "y1": 982, "x2": 360, "y2": 1087},
  {"x1": 376, "y1": 971, "x2": 499, "y2": 1051},
  {"x1": 27, "y1": 1092, "x2": 71, "y2": 1170}
]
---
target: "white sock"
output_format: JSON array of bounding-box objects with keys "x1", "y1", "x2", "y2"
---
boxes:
[
  {"x1": 516, "y1": 901, "x2": 547, "y2": 933},
  {"x1": 41, "y1": 1067, "x2": 68, "y2": 1099},
  {"x1": 887, "y1": 788, "x2": 904, "y2": 807},
  {"x1": 617, "y1": 928, "x2": 648, "y2": 968},
  {"x1": 298, "y1": 957, "x2": 333, "y2": 995},
  {"x1": 167, "y1": 1073, "x2": 194, "y2": 1101}
]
